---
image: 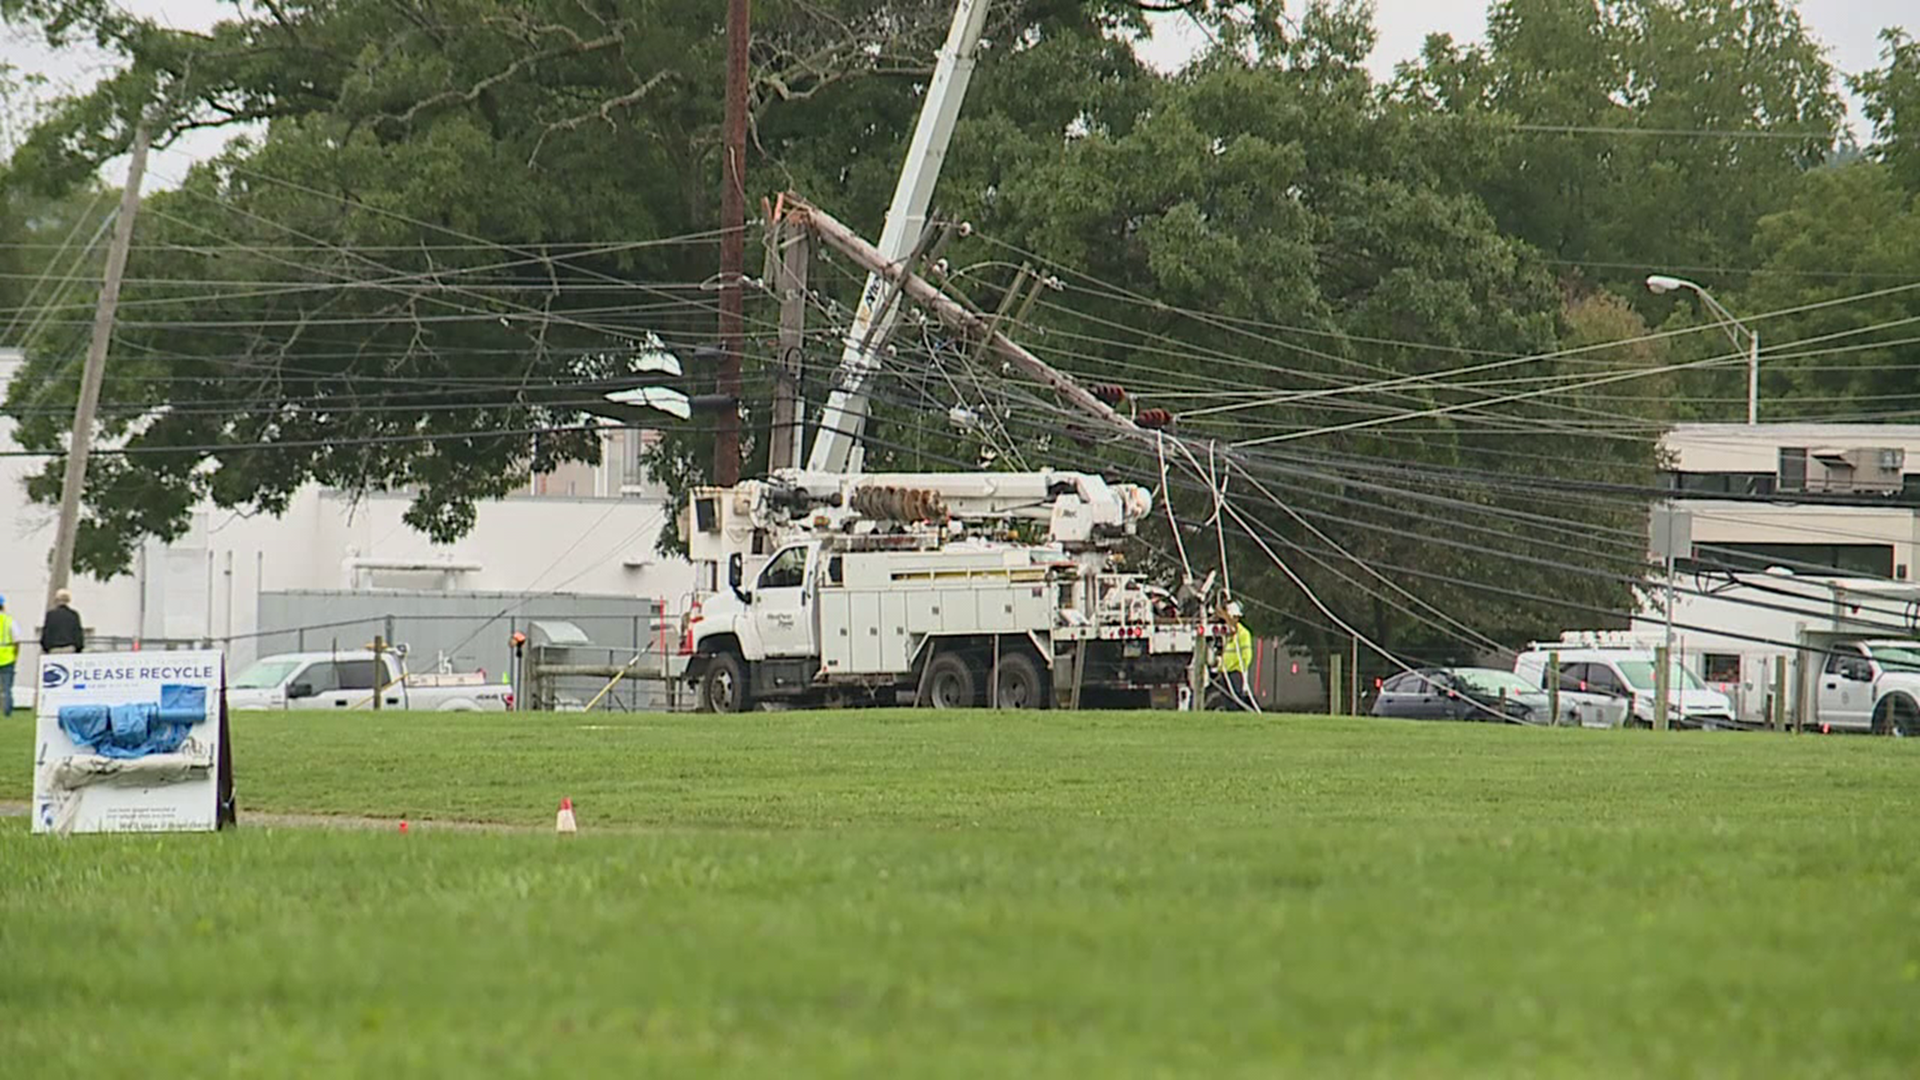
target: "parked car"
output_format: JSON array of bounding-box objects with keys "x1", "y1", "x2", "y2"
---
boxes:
[
  {"x1": 227, "y1": 649, "x2": 510, "y2": 712},
  {"x1": 1370, "y1": 667, "x2": 1566, "y2": 725},
  {"x1": 1513, "y1": 646, "x2": 1738, "y2": 729}
]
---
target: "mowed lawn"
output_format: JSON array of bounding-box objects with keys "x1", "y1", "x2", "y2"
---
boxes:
[{"x1": 3, "y1": 710, "x2": 1918, "y2": 1078}]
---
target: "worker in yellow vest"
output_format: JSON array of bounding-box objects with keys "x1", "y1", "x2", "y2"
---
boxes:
[
  {"x1": 0, "y1": 594, "x2": 17, "y2": 717},
  {"x1": 1218, "y1": 600, "x2": 1255, "y2": 711}
]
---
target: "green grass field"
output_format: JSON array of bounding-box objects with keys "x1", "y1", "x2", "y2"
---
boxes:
[{"x1": 3, "y1": 710, "x2": 1918, "y2": 1077}]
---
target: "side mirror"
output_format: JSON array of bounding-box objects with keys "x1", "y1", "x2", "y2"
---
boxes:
[
  {"x1": 288, "y1": 682, "x2": 315, "y2": 700},
  {"x1": 728, "y1": 552, "x2": 744, "y2": 589}
]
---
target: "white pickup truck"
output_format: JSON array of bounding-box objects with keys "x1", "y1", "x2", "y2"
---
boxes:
[
  {"x1": 1813, "y1": 639, "x2": 1920, "y2": 735},
  {"x1": 227, "y1": 650, "x2": 511, "y2": 712}
]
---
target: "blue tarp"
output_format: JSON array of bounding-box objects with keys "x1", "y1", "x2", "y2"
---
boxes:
[{"x1": 57, "y1": 684, "x2": 206, "y2": 759}]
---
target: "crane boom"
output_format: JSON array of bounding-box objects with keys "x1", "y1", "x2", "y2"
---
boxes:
[{"x1": 805, "y1": 0, "x2": 992, "y2": 475}]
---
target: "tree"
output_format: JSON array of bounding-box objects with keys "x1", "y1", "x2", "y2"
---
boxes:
[
  {"x1": 1857, "y1": 29, "x2": 1920, "y2": 195},
  {"x1": 1397, "y1": 0, "x2": 1843, "y2": 286},
  {"x1": 0, "y1": 0, "x2": 1207, "y2": 574},
  {"x1": 1699, "y1": 162, "x2": 1920, "y2": 416}
]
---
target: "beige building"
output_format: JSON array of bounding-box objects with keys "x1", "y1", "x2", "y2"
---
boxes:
[{"x1": 1662, "y1": 423, "x2": 1920, "y2": 579}]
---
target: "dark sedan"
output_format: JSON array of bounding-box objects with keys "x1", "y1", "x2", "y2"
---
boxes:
[{"x1": 1370, "y1": 667, "x2": 1560, "y2": 724}]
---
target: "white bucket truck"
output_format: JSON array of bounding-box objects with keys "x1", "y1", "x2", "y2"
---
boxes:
[{"x1": 681, "y1": 469, "x2": 1211, "y2": 711}]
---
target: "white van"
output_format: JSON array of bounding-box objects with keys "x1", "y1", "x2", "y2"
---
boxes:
[{"x1": 1514, "y1": 645, "x2": 1739, "y2": 729}]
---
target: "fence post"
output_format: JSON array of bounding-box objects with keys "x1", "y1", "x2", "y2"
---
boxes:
[
  {"x1": 1548, "y1": 650, "x2": 1561, "y2": 727},
  {"x1": 1328, "y1": 652, "x2": 1344, "y2": 716},
  {"x1": 1773, "y1": 660, "x2": 1788, "y2": 733},
  {"x1": 371, "y1": 635, "x2": 385, "y2": 712},
  {"x1": 1654, "y1": 644, "x2": 1671, "y2": 731}
]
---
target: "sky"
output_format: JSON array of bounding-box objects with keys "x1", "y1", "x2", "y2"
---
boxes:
[{"x1": 0, "y1": 0, "x2": 1913, "y2": 187}]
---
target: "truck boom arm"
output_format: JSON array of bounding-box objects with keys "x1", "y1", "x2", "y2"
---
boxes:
[{"x1": 805, "y1": 0, "x2": 993, "y2": 475}]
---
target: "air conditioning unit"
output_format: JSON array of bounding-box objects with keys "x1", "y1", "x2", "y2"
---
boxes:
[{"x1": 1789, "y1": 446, "x2": 1906, "y2": 495}]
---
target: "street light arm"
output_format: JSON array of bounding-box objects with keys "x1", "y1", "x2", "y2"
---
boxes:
[{"x1": 1691, "y1": 290, "x2": 1757, "y2": 347}]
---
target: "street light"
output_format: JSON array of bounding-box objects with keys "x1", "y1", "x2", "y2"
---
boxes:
[{"x1": 1646, "y1": 274, "x2": 1761, "y2": 425}]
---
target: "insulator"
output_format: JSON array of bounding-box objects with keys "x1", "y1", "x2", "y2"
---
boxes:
[
  {"x1": 1136, "y1": 408, "x2": 1172, "y2": 431},
  {"x1": 1091, "y1": 384, "x2": 1127, "y2": 405}
]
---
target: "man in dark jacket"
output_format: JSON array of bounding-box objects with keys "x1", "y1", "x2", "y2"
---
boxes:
[{"x1": 41, "y1": 588, "x2": 83, "y2": 654}]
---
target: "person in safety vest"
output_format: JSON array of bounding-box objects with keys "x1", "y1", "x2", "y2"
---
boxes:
[
  {"x1": 0, "y1": 595, "x2": 16, "y2": 716},
  {"x1": 1218, "y1": 599, "x2": 1255, "y2": 711}
]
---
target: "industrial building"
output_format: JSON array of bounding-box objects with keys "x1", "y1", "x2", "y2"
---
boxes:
[{"x1": 0, "y1": 349, "x2": 695, "y2": 679}]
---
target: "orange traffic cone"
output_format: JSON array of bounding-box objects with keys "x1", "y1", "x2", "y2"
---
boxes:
[{"x1": 555, "y1": 797, "x2": 577, "y2": 835}]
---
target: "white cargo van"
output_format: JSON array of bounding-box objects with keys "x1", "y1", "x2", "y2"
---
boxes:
[{"x1": 1514, "y1": 644, "x2": 1738, "y2": 729}]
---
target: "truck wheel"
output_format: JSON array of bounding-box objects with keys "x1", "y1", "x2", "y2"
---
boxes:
[
  {"x1": 1873, "y1": 695, "x2": 1917, "y2": 736},
  {"x1": 923, "y1": 653, "x2": 978, "y2": 710},
  {"x1": 699, "y1": 651, "x2": 751, "y2": 714},
  {"x1": 992, "y1": 651, "x2": 1047, "y2": 710}
]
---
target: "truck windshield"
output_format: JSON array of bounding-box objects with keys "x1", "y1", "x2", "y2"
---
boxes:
[
  {"x1": 1867, "y1": 645, "x2": 1920, "y2": 673},
  {"x1": 232, "y1": 659, "x2": 304, "y2": 689},
  {"x1": 1615, "y1": 661, "x2": 1705, "y2": 691}
]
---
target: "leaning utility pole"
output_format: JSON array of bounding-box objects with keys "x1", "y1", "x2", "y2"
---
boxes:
[
  {"x1": 793, "y1": 198, "x2": 1137, "y2": 436},
  {"x1": 714, "y1": 0, "x2": 750, "y2": 487},
  {"x1": 47, "y1": 118, "x2": 151, "y2": 608}
]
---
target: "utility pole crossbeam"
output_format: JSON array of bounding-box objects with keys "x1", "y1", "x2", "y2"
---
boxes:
[
  {"x1": 47, "y1": 119, "x2": 151, "y2": 608},
  {"x1": 715, "y1": 0, "x2": 750, "y2": 487},
  {"x1": 805, "y1": 0, "x2": 993, "y2": 475},
  {"x1": 794, "y1": 200, "x2": 1138, "y2": 438},
  {"x1": 769, "y1": 216, "x2": 810, "y2": 472}
]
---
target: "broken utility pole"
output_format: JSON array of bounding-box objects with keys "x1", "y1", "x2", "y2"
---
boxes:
[
  {"x1": 715, "y1": 0, "x2": 750, "y2": 486},
  {"x1": 47, "y1": 118, "x2": 151, "y2": 608},
  {"x1": 790, "y1": 197, "x2": 1140, "y2": 438}
]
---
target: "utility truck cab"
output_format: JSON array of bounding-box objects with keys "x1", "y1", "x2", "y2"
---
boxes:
[
  {"x1": 1812, "y1": 639, "x2": 1920, "y2": 734},
  {"x1": 683, "y1": 469, "x2": 1212, "y2": 711}
]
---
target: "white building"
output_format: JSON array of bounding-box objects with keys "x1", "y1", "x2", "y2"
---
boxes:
[
  {"x1": 1, "y1": 348, "x2": 694, "y2": 675},
  {"x1": 1661, "y1": 423, "x2": 1920, "y2": 580}
]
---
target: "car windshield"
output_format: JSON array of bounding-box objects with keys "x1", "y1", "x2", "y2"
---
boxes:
[
  {"x1": 1454, "y1": 669, "x2": 1536, "y2": 696},
  {"x1": 1615, "y1": 660, "x2": 1705, "y2": 691},
  {"x1": 231, "y1": 659, "x2": 304, "y2": 690},
  {"x1": 1866, "y1": 645, "x2": 1920, "y2": 673}
]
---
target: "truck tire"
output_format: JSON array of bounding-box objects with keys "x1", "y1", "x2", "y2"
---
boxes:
[
  {"x1": 1873, "y1": 694, "x2": 1917, "y2": 737},
  {"x1": 699, "y1": 651, "x2": 751, "y2": 714},
  {"x1": 923, "y1": 652, "x2": 978, "y2": 710},
  {"x1": 992, "y1": 651, "x2": 1047, "y2": 710}
]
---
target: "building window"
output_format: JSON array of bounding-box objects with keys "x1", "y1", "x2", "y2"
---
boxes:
[
  {"x1": 1703, "y1": 654, "x2": 1741, "y2": 684},
  {"x1": 1696, "y1": 542, "x2": 1895, "y2": 578}
]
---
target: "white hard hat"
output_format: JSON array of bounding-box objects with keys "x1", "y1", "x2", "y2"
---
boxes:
[{"x1": 1226, "y1": 601, "x2": 1244, "y2": 618}]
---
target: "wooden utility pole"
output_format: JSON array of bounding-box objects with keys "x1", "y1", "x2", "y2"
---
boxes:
[
  {"x1": 47, "y1": 119, "x2": 150, "y2": 608},
  {"x1": 715, "y1": 0, "x2": 750, "y2": 487},
  {"x1": 793, "y1": 199, "x2": 1138, "y2": 437},
  {"x1": 768, "y1": 216, "x2": 809, "y2": 471}
]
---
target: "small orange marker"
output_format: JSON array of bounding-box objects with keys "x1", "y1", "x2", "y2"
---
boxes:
[
  {"x1": 556, "y1": 797, "x2": 577, "y2": 835},
  {"x1": 398, "y1": 820, "x2": 410, "y2": 834}
]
